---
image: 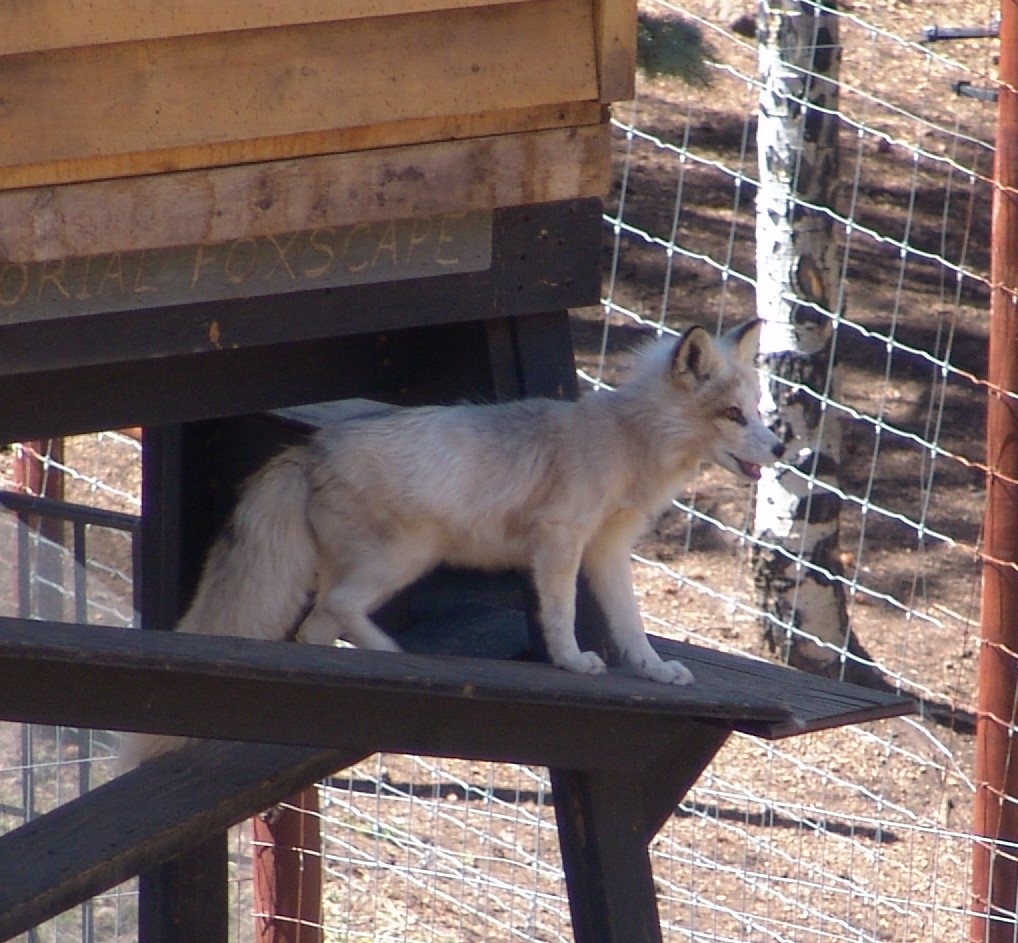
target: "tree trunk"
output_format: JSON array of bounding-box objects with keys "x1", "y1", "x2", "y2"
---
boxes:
[{"x1": 752, "y1": 0, "x2": 881, "y2": 685}]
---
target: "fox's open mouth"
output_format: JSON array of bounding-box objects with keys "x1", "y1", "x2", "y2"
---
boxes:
[{"x1": 729, "y1": 455, "x2": 762, "y2": 480}]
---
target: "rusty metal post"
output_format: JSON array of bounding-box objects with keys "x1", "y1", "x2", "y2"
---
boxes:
[
  {"x1": 253, "y1": 787, "x2": 323, "y2": 943},
  {"x1": 973, "y1": 3, "x2": 1018, "y2": 939},
  {"x1": 12, "y1": 439, "x2": 64, "y2": 503},
  {"x1": 12, "y1": 439, "x2": 66, "y2": 621}
]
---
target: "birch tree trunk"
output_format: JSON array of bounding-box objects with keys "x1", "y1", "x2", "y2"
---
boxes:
[{"x1": 752, "y1": 0, "x2": 880, "y2": 683}]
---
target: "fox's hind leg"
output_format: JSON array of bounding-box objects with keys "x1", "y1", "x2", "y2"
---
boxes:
[
  {"x1": 296, "y1": 570, "x2": 405, "y2": 652},
  {"x1": 296, "y1": 538, "x2": 437, "y2": 652},
  {"x1": 297, "y1": 601, "x2": 402, "y2": 652}
]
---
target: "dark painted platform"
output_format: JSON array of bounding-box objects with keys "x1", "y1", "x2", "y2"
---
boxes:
[{"x1": 0, "y1": 616, "x2": 912, "y2": 942}]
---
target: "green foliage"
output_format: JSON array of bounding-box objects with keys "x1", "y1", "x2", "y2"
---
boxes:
[{"x1": 636, "y1": 13, "x2": 715, "y2": 86}]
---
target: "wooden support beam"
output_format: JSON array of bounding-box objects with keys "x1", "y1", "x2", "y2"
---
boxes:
[
  {"x1": 252, "y1": 788, "x2": 323, "y2": 943},
  {"x1": 553, "y1": 767, "x2": 673, "y2": 943},
  {"x1": 552, "y1": 721, "x2": 729, "y2": 943},
  {"x1": 0, "y1": 740, "x2": 362, "y2": 943},
  {"x1": 138, "y1": 837, "x2": 229, "y2": 943}
]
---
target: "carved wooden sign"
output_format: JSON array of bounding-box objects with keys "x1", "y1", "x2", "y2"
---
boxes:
[{"x1": 0, "y1": 210, "x2": 492, "y2": 324}]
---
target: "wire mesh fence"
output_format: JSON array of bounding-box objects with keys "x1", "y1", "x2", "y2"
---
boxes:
[
  {"x1": 0, "y1": 0, "x2": 1004, "y2": 940},
  {"x1": 577, "y1": 1, "x2": 994, "y2": 940},
  {"x1": 0, "y1": 436, "x2": 142, "y2": 943}
]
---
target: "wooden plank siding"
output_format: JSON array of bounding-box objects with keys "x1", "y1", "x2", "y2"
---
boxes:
[
  {"x1": 0, "y1": 0, "x2": 619, "y2": 191},
  {"x1": 594, "y1": 0, "x2": 638, "y2": 102},
  {"x1": 0, "y1": 0, "x2": 538, "y2": 56},
  {"x1": 0, "y1": 125, "x2": 609, "y2": 264}
]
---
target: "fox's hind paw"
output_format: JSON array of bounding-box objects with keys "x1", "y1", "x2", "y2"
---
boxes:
[
  {"x1": 641, "y1": 659, "x2": 695, "y2": 685},
  {"x1": 557, "y1": 650, "x2": 608, "y2": 675}
]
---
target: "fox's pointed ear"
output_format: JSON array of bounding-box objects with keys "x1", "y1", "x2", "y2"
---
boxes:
[
  {"x1": 724, "y1": 318, "x2": 762, "y2": 365},
  {"x1": 671, "y1": 326, "x2": 716, "y2": 389}
]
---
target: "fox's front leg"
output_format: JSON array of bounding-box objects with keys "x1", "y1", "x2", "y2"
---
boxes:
[
  {"x1": 530, "y1": 535, "x2": 606, "y2": 675},
  {"x1": 581, "y1": 535, "x2": 694, "y2": 685}
]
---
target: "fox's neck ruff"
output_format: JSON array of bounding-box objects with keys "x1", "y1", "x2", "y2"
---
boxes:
[{"x1": 580, "y1": 385, "x2": 703, "y2": 511}]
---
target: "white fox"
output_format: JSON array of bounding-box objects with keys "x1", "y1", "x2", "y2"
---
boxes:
[{"x1": 122, "y1": 319, "x2": 784, "y2": 766}]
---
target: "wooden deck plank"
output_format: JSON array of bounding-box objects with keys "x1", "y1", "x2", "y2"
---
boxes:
[
  {"x1": 0, "y1": 617, "x2": 912, "y2": 749},
  {"x1": 650, "y1": 638, "x2": 915, "y2": 738}
]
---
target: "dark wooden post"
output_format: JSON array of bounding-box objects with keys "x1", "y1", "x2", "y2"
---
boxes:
[{"x1": 138, "y1": 424, "x2": 230, "y2": 943}]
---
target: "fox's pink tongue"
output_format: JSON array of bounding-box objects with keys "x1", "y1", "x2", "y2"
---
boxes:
[{"x1": 739, "y1": 459, "x2": 762, "y2": 480}]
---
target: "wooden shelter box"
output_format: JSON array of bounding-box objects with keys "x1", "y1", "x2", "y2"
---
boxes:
[{"x1": 0, "y1": 0, "x2": 636, "y2": 440}]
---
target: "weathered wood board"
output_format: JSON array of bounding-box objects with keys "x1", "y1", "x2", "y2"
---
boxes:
[
  {"x1": 1, "y1": 0, "x2": 538, "y2": 54},
  {"x1": 0, "y1": 0, "x2": 634, "y2": 190},
  {"x1": 0, "y1": 210, "x2": 493, "y2": 324},
  {"x1": 0, "y1": 124, "x2": 608, "y2": 265}
]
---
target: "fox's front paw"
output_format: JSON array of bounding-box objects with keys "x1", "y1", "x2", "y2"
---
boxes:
[
  {"x1": 557, "y1": 650, "x2": 608, "y2": 675},
  {"x1": 640, "y1": 658, "x2": 695, "y2": 685}
]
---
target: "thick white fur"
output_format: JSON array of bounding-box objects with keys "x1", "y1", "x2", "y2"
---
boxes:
[{"x1": 120, "y1": 319, "x2": 784, "y2": 768}]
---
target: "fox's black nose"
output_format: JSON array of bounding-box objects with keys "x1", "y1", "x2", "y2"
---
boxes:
[{"x1": 772, "y1": 442, "x2": 786, "y2": 459}]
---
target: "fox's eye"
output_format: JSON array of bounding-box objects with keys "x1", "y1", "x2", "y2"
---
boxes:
[{"x1": 722, "y1": 406, "x2": 747, "y2": 425}]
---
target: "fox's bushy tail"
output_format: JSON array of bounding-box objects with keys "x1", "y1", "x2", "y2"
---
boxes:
[{"x1": 119, "y1": 449, "x2": 317, "y2": 770}]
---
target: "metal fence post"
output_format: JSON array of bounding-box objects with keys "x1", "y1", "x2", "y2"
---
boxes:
[
  {"x1": 253, "y1": 788, "x2": 323, "y2": 943},
  {"x1": 12, "y1": 439, "x2": 66, "y2": 621}
]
